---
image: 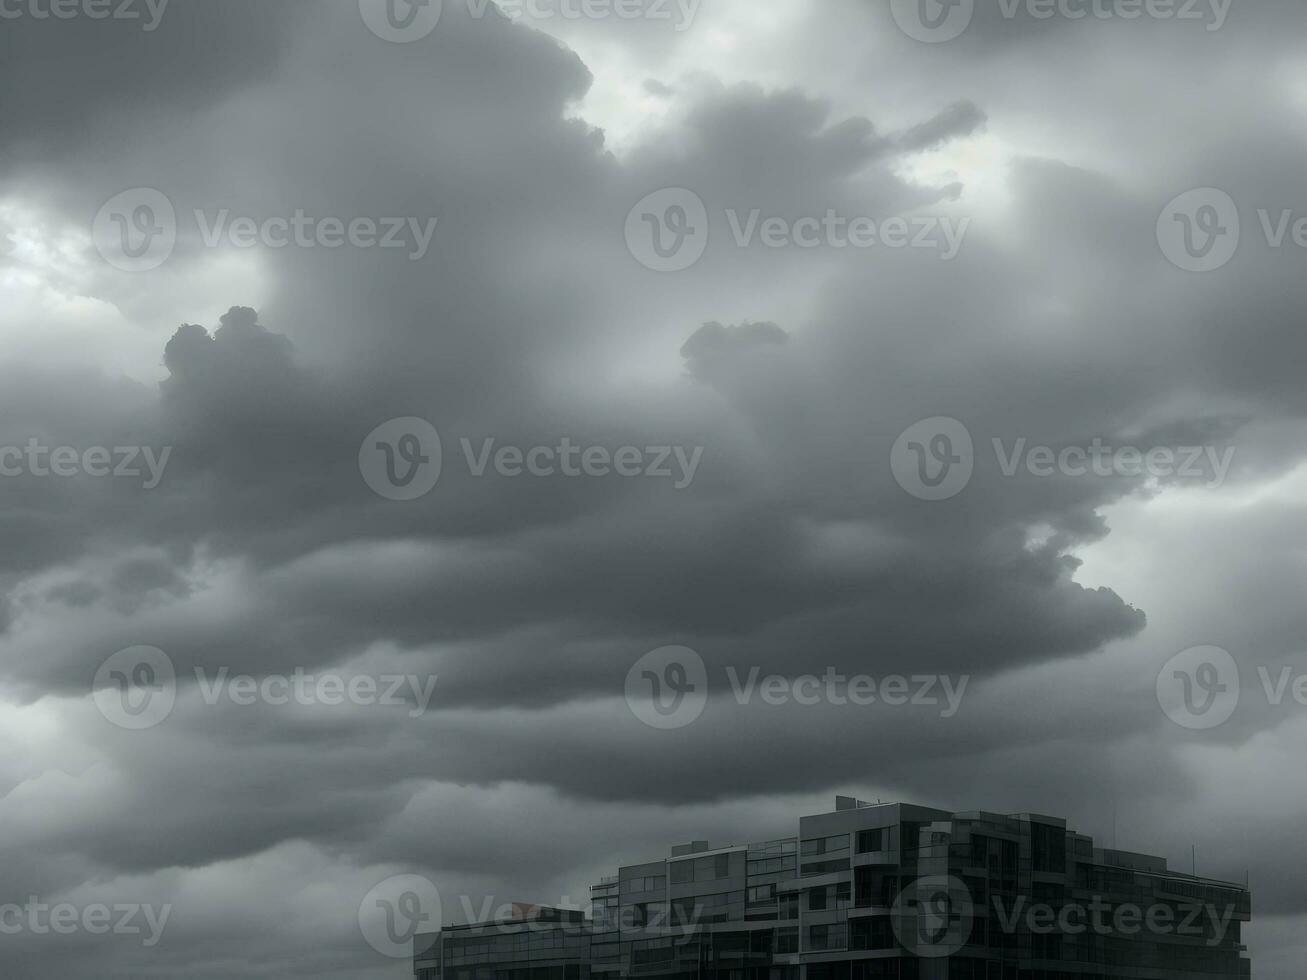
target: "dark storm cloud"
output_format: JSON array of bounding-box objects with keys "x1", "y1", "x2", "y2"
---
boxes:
[
  {"x1": 0, "y1": 0, "x2": 1305, "y2": 976},
  {"x1": 1, "y1": 22, "x2": 1151, "y2": 705},
  {"x1": 0, "y1": 0, "x2": 311, "y2": 171}
]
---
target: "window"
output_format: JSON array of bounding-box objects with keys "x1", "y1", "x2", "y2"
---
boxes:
[
  {"x1": 748, "y1": 839, "x2": 797, "y2": 857},
  {"x1": 692, "y1": 853, "x2": 732, "y2": 881},
  {"x1": 1002, "y1": 840, "x2": 1017, "y2": 873},
  {"x1": 672, "y1": 891, "x2": 744, "y2": 925},
  {"x1": 808, "y1": 887, "x2": 827, "y2": 911},
  {"x1": 801, "y1": 835, "x2": 849, "y2": 857},
  {"x1": 834, "y1": 882, "x2": 851, "y2": 909},
  {"x1": 631, "y1": 941, "x2": 674, "y2": 965},
  {"x1": 748, "y1": 855, "x2": 796, "y2": 875},
  {"x1": 900, "y1": 822, "x2": 926, "y2": 854},
  {"x1": 1031, "y1": 823, "x2": 1066, "y2": 873},
  {"x1": 671, "y1": 861, "x2": 694, "y2": 884},
  {"x1": 801, "y1": 835, "x2": 851, "y2": 875},
  {"x1": 622, "y1": 875, "x2": 666, "y2": 894},
  {"x1": 856, "y1": 828, "x2": 887, "y2": 853},
  {"x1": 802, "y1": 859, "x2": 850, "y2": 876},
  {"x1": 849, "y1": 916, "x2": 894, "y2": 951},
  {"x1": 626, "y1": 902, "x2": 665, "y2": 928},
  {"x1": 1031, "y1": 932, "x2": 1061, "y2": 960},
  {"x1": 1031, "y1": 882, "x2": 1064, "y2": 906},
  {"x1": 807, "y1": 924, "x2": 846, "y2": 951}
]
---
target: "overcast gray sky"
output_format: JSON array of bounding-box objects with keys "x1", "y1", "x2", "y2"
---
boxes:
[{"x1": 1, "y1": 0, "x2": 1305, "y2": 975}]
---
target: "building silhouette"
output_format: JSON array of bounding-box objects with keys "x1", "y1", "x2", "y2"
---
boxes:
[{"x1": 414, "y1": 798, "x2": 1251, "y2": 980}]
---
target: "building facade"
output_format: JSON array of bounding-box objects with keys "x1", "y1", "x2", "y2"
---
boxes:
[{"x1": 414, "y1": 799, "x2": 1251, "y2": 980}]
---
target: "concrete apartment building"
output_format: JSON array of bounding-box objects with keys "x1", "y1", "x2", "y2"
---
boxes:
[{"x1": 414, "y1": 798, "x2": 1251, "y2": 980}]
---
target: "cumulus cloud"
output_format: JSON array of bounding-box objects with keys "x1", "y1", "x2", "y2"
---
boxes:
[{"x1": 0, "y1": 0, "x2": 1301, "y2": 976}]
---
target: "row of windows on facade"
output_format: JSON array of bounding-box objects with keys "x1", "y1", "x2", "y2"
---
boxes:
[
  {"x1": 426, "y1": 959, "x2": 1245, "y2": 980},
  {"x1": 619, "y1": 825, "x2": 948, "y2": 904},
  {"x1": 670, "y1": 853, "x2": 733, "y2": 884},
  {"x1": 418, "y1": 964, "x2": 589, "y2": 980}
]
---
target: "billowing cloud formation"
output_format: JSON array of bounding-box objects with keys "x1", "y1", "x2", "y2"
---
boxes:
[{"x1": 0, "y1": 0, "x2": 1304, "y2": 976}]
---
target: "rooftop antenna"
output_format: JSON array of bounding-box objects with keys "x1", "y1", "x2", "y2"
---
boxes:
[{"x1": 1192, "y1": 845, "x2": 1197, "y2": 877}]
